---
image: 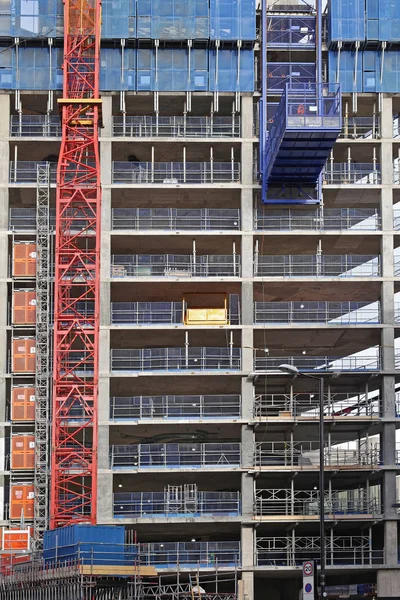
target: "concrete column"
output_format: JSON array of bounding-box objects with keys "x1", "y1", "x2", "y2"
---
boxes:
[
  {"x1": 241, "y1": 95, "x2": 254, "y2": 140},
  {"x1": 377, "y1": 568, "x2": 400, "y2": 597},
  {"x1": 240, "y1": 524, "x2": 254, "y2": 600},
  {"x1": 97, "y1": 471, "x2": 114, "y2": 524}
]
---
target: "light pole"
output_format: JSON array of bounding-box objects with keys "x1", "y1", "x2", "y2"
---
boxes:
[{"x1": 279, "y1": 364, "x2": 326, "y2": 599}]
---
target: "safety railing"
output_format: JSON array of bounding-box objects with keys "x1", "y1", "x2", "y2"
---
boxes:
[
  {"x1": 112, "y1": 162, "x2": 241, "y2": 184},
  {"x1": 254, "y1": 489, "x2": 381, "y2": 517},
  {"x1": 7, "y1": 207, "x2": 89, "y2": 232},
  {"x1": 339, "y1": 117, "x2": 380, "y2": 140},
  {"x1": 395, "y1": 259, "x2": 400, "y2": 276},
  {"x1": 254, "y1": 353, "x2": 381, "y2": 373},
  {"x1": 254, "y1": 255, "x2": 380, "y2": 277},
  {"x1": 139, "y1": 541, "x2": 241, "y2": 568},
  {"x1": 111, "y1": 347, "x2": 241, "y2": 372},
  {"x1": 9, "y1": 161, "x2": 57, "y2": 183},
  {"x1": 394, "y1": 213, "x2": 400, "y2": 230},
  {"x1": 111, "y1": 208, "x2": 241, "y2": 230},
  {"x1": 113, "y1": 116, "x2": 241, "y2": 138},
  {"x1": 255, "y1": 536, "x2": 383, "y2": 566},
  {"x1": 113, "y1": 491, "x2": 241, "y2": 518},
  {"x1": 110, "y1": 443, "x2": 241, "y2": 469},
  {"x1": 254, "y1": 301, "x2": 380, "y2": 325},
  {"x1": 110, "y1": 302, "x2": 240, "y2": 326},
  {"x1": 323, "y1": 163, "x2": 381, "y2": 185},
  {"x1": 111, "y1": 255, "x2": 240, "y2": 278},
  {"x1": 254, "y1": 392, "x2": 381, "y2": 419},
  {"x1": 254, "y1": 441, "x2": 381, "y2": 468},
  {"x1": 10, "y1": 115, "x2": 61, "y2": 137},
  {"x1": 255, "y1": 208, "x2": 381, "y2": 231},
  {"x1": 110, "y1": 394, "x2": 242, "y2": 420}
]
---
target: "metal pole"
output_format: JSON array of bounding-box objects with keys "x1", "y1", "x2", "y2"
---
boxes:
[{"x1": 319, "y1": 375, "x2": 326, "y2": 598}]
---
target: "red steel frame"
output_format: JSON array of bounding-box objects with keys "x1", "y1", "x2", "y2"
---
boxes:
[{"x1": 50, "y1": 0, "x2": 101, "y2": 528}]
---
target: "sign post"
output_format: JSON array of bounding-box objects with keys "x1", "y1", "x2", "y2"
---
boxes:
[{"x1": 302, "y1": 561, "x2": 316, "y2": 600}]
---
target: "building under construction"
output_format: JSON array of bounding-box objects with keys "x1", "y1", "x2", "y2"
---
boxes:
[{"x1": 0, "y1": 0, "x2": 399, "y2": 598}]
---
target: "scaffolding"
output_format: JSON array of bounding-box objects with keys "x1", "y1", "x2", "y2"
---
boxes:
[
  {"x1": 0, "y1": 546, "x2": 239, "y2": 600},
  {"x1": 33, "y1": 163, "x2": 51, "y2": 548}
]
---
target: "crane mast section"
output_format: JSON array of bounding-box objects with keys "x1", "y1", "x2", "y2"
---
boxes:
[{"x1": 50, "y1": 0, "x2": 101, "y2": 529}]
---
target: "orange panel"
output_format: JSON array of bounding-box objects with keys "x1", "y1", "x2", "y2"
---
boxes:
[
  {"x1": 2, "y1": 528, "x2": 32, "y2": 551},
  {"x1": 12, "y1": 242, "x2": 36, "y2": 277},
  {"x1": 11, "y1": 386, "x2": 35, "y2": 421},
  {"x1": 12, "y1": 338, "x2": 36, "y2": 373},
  {"x1": 12, "y1": 290, "x2": 36, "y2": 325},
  {"x1": 11, "y1": 435, "x2": 35, "y2": 470},
  {"x1": 10, "y1": 484, "x2": 34, "y2": 519}
]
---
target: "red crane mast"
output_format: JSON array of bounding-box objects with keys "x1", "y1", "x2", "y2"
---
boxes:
[{"x1": 50, "y1": 0, "x2": 101, "y2": 528}]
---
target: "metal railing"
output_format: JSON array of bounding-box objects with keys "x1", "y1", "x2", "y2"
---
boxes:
[
  {"x1": 254, "y1": 301, "x2": 380, "y2": 325},
  {"x1": 111, "y1": 208, "x2": 241, "y2": 230},
  {"x1": 139, "y1": 541, "x2": 240, "y2": 568},
  {"x1": 339, "y1": 117, "x2": 380, "y2": 140},
  {"x1": 110, "y1": 394, "x2": 241, "y2": 420},
  {"x1": 254, "y1": 441, "x2": 381, "y2": 468},
  {"x1": 110, "y1": 302, "x2": 240, "y2": 325},
  {"x1": 254, "y1": 392, "x2": 381, "y2": 419},
  {"x1": 9, "y1": 162, "x2": 57, "y2": 183},
  {"x1": 394, "y1": 214, "x2": 400, "y2": 230},
  {"x1": 254, "y1": 255, "x2": 380, "y2": 277},
  {"x1": 113, "y1": 491, "x2": 241, "y2": 517},
  {"x1": 254, "y1": 489, "x2": 381, "y2": 517},
  {"x1": 7, "y1": 207, "x2": 90, "y2": 232},
  {"x1": 113, "y1": 116, "x2": 241, "y2": 138},
  {"x1": 256, "y1": 536, "x2": 383, "y2": 566},
  {"x1": 111, "y1": 347, "x2": 241, "y2": 372},
  {"x1": 255, "y1": 208, "x2": 381, "y2": 231},
  {"x1": 10, "y1": 115, "x2": 61, "y2": 137},
  {"x1": 323, "y1": 164, "x2": 381, "y2": 185},
  {"x1": 254, "y1": 353, "x2": 381, "y2": 372},
  {"x1": 112, "y1": 162, "x2": 240, "y2": 184},
  {"x1": 111, "y1": 255, "x2": 240, "y2": 278},
  {"x1": 110, "y1": 443, "x2": 241, "y2": 469}
]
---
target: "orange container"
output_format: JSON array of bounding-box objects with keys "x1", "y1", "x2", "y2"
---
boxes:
[
  {"x1": 12, "y1": 289, "x2": 36, "y2": 325},
  {"x1": 12, "y1": 242, "x2": 36, "y2": 278},
  {"x1": 11, "y1": 435, "x2": 35, "y2": 470},
  {"x1": 12, "y1": 338, "x2": 36, "y2": 373},
  {"x1": 10, "y1": 484, "x2": 34, "y2": 520},
  {"x1": 2, "y1": 528, "x2": 32, "y2": 551},
  {"x1": 11, "y1": 386, "x2": 35, "y2": 421}
]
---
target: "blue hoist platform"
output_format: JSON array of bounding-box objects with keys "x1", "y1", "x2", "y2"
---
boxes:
[{"x1": 260, "y1": 0, "x2": 342, "y2": 205}]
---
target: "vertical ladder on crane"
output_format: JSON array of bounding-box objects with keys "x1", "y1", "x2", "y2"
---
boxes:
[
  {"x1": 34, "y1": 162, "x2": 51, "y2": 547},
  {"x1": 50, "y1": 0, "x2": 102, "y2": 527}
]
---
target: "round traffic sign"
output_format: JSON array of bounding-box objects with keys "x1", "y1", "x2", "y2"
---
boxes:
[
  {"x1": 305, "y1": 583, "x2": 312, "y2": 593},
  {"x1": 303, "y1": 561, "x2": 314, "y2": 576}
]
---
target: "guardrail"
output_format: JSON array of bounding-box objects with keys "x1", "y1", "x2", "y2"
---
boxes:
[
  {"x1": 110, "y1": 394, "x2": 241, "y2": 420},
  {"x1": 139, "y1": 541, "x2": 241, "y2": 568},
  {"x1": 254, "y1": 441, "x2": 381, "y2": 468},
  {"x1": 254, "y1": 392, "x2": 381, "y2": 419},
  {"x1": 111, "y1": 255, "x2": 240, "y2": 278},
  {"x1": 113, "y1": 116, "x2": 241, "y2": 138},
  {"x1": 339, "y1": 117, "x2": 380, "y2": 140},
  {"x1": 112, "y1": 162, "x2": 241, "y2": 184},
  {"x1": 110, "y1": 302, "x2": 240, "y2": 325},
  {"x1": 254, "y1": 353, "x2": 381, "y2": 372},
  {"x1": 323, "y1": 164, "x2": 381, "y2": 185},
  {"x1": 114, "y1": 491, "x2": 241, "y2": 517},
  {"x1": 10, "y1": 115, "x2": 61, "y2": 137},
  {"x1": 112, "y1": 208, "x2": 241, "y2": 230},
  {"x1": 254, "y1": 255, "x2": 380, "y2": 277},
  {"x1": 110, "y1": 443, "x2": 241, "y2": 469},
  {"x1": 9, "y1": 161, "x2": 57, "y2": 183},
  {"x1": 255, "y1": 536, "x2": 383, "y2": 566},
  {"x1": 255, "y1": 208, "x2": 381, "y2": 231},
  {"x1": 254, "y1": 489, "x2": 381, "y2": 517},
  {"x1": 111, "y1": 347, "x2": 241, "y2": 372},
  {"x1": 254, "y1": 301, "x2": 380, "y2": 325}
]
